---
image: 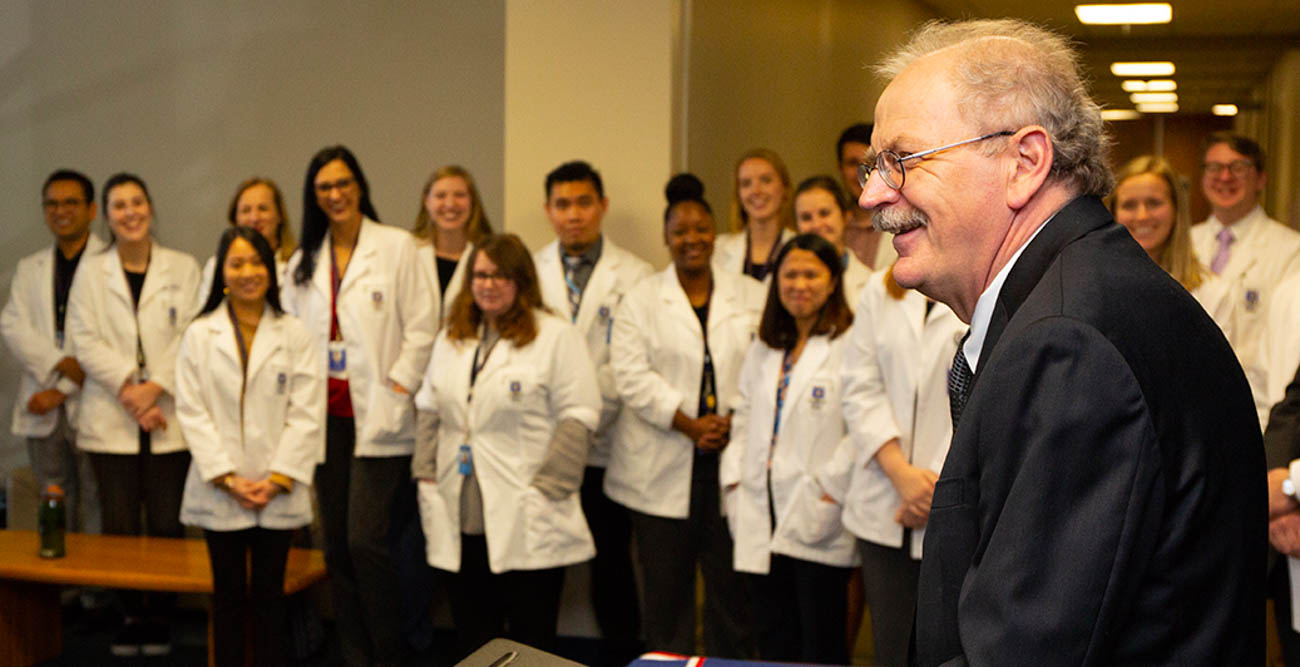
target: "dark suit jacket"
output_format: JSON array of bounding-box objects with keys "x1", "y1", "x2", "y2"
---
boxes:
[
  {"x1": 1265, "y1": 363, "x2": 1300, "y2": 471},
  {"x1": 914, "y1": 196, "x2": 1266, "y2": 666}
]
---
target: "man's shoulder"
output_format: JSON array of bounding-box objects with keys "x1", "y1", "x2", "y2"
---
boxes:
[{"x1": 599, "y1": 239, "x2": 654, "y2": 275}]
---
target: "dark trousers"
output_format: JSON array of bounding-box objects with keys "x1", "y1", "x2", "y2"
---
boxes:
[
  {"x1": 87, "y1": 432, "x2": 189, "y2": 618},
  {"x1": 316, "y1": 416, "x2": 421, "y2": 667},
  {"x1": 857, "y1": 538, "x2": 922, "y2": 667},
  {"x1": 204, "y1": 527, "x2": 295, "y2": 667},
  {"x1": 748, "y1": 554, "x2": 852, "y2": 664},
  {"x1": 581, "y1": 466, "x2": 643, "y2": 667},
  {"x1": 27, "y1": 406, "x2": 99, "y2": 533},
  {"x1": 442, "y1": 534, "x2": 566, "y2": 662},
  {"x1": 1271, "y1": 558, "x2": 1300, "y2": 666},
  {"x1": 628, "y1": 463, "x2": 753, "y2": 658}
]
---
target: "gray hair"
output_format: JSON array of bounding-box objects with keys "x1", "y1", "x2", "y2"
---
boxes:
[{"x1": 878, "y1": 19, "x2": 1113, "y2": 198}]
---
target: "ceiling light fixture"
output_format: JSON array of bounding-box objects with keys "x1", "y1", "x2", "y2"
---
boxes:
[
  {"x1": 1136, "y1": 102, "x2": 1178, "y2": 113},
  {"x1": 1101, "y1": 109, "x2": 1143, "y2": 121},
  {"x1": 1076, "y1": 3, "x2": 1172, "y2": 25},
  {"x1": 1121, "y1": 80, "x2": 1147, "y2": 92},
  {"x1": 1145, "y1": 79, "x2": 1177, "y2": 91},
  {"x1": 1212, "y1": 104, "x2": 1239, "y2": 116},
  {"x1": 1130, "y1": 92, "x2": 1178, "y2": 104},
  {"x1": 1111, "y1": 62, "x2": 1176, "y2": 77}
]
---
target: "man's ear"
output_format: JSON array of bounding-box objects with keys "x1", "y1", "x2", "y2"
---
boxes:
[{"x1": 1005, "y1": 126, "x2": 1054, "y2": 210}]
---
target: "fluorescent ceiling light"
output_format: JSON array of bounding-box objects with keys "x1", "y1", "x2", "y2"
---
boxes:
[
  {"x1": 1212, "y1": 104, "x2": 1239, "y2": 116},
  {"x1": 1136, "y1": 102, "x2": 1179, "y2": 113},
  {"x1": 1101, "y1": 109, "x2": 1143, "y2": 121},
  {"x1": 1145, "y1": 79, "x2": 1176, "y2": 91},
  {"x1": 1121, "y1": 80, "x2": 1147, "y2": 92},
  {"x1": 1130, "y1": 92, "x2": 1178, "y2": 104},
  {"x1": 1076, "y1": 3, "x2": 1172, "y2": 25},
  {"x1": 1111, "y1": 62, "x2": 1176, "y2": 77}
]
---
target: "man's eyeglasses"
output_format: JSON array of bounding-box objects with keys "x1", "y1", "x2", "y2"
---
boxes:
[
  {"x1": 1203, "y1": 160, "x2": 1255, "y2": 178},
  {"x1": 42, "y1": 198, "x2": 87, "y2": 211},
  {"x1": 857, "y1": 130, "x2": 1015, "y2": 191}
]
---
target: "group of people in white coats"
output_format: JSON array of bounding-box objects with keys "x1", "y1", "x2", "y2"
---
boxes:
[{"x1": 6, "y1": 145, "x2": 962, "y2": 667}]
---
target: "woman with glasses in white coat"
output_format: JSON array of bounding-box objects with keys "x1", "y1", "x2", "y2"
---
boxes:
[
  {"x1": 721, "y1": 233, "x2": 858, "y2": 665},
  {"x1": 281, "y1": 145, "x2": 437, "y2": 666},
  {"x1": 840, "y1": 266, "x2": 964, "y2": 667},
  {"x1": 606, "y1": 174, "x2": 762, "y2": 658},
  {"x1": 412, "y1": 233, "x2": 600, "y2": 660},
  {"x1": 411, "y1": 165, "x2": 493, "y2": 323},
  {"x1": 177, "y1": 227, "x2": 324, "y2": 667},
  {"x1": 66, "y1": 172, "x2": 202, "y2": 656}
]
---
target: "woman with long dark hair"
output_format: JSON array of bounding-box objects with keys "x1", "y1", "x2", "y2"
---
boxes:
[
  {"x1": 177, "y1": 227, "x2": 324, "y2": 666},
  {"x1": 281, "y1": 145, "x2": 436, "y2": 666},
  {"x1": 67, "y1": 173, "x2": 202, "y2": 656}
]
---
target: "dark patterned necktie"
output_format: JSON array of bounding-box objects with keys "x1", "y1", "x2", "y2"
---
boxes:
[
  {"x1": 948, "y1": 331, "x2": 973, "y2": 429},
  {"x1": 563, "y1": 255, "x2": 582, "y2": 322}
]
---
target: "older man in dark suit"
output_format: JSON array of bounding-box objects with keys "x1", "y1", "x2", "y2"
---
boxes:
[{"x1": 856, "y1": 18, "x2": 1266, "y2": 666}]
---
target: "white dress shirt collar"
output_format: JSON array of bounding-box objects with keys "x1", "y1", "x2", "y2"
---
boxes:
[{"x1": 963, "y1": 216, "x2": 1052, "y2": 373}]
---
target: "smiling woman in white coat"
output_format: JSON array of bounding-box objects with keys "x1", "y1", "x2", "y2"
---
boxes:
[
  {"x1": 411, "y1": 165, "x2": 493, "y2": 324},
  {"x1": 606, "y1": 174, "x2": 761, "y2": 658},
  {"x1": 713, "y1": 149, "x2": 795, "y2": 284},
  {"x1": 177, "y1": 227, "x2": 324, "y2": 667},
  {"x1": 199, "y1": 178, "x2": 296, "y2": 291},
  {"x1": 412, "y1": 234, "x2": 600, "y2": 660},
  {"x1": 793, "y1": 176, "x2": 872, "y2": 309},
  {"x1": 721, "y1": 233, "x2": 858, "y2": 665},
  {"x1": 839, "y1": 266, "x2": 963, "y2": 667},
  {"x1": 66, "y1": 173, "x2": 201, "y2": 655},
  {"x1": 280, "y1": 146, "x2": 437, "y2": 666}
]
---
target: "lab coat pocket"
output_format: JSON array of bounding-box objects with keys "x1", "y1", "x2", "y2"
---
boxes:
[
  {"x1": 371, "y1": 383, "x2": 414, "y2": 441},
  {"x1": 785, "y1": 477, "x2": 843, "y2": 546},
  {"x1": 523, "y1": 488, "x2": 583, "y2": 558}
]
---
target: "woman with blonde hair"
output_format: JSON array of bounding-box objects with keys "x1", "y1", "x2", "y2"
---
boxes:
[
  {"x1": 201, "y1": 177, "x2": 297, "y2": 290},
  {"x1": 713, "y1": 149, "x2": 795, "y2": 283},
  {"x1": 412, "y1": 165, "x2": 493, "y2": 320},
  {"x1": 1107, "y1": 155, "x2": 1230, "y2": 324}
]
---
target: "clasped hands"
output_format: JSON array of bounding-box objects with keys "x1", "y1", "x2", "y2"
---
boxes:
[
  {"x1": 221, "y1": 475, "x2": 284, "y2": 511},
  {"x1": 677, "y1": 413, "x2": 730, "y2": 452},
  {"x1": 118, "y1": 379, "x2": 166, "y2": 431}
]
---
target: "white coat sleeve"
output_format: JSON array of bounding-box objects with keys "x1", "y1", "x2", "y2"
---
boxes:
[
  {"x1": 174, "y1": 326, "x2": 235, "y2": 482},
  {"x1": 149, "y1": 256, "x2": 203, "y2": 397},
  {"x1": 720, "y1": 342, "x2": 760, "y2": 491},
  {"x1": 610, "y1": 290, "x2": 685, "y2": 430},
  {"x1": 841, "y1": 297, "x2": 904, "y2": 460},
  {"x1": 385, "y1": 239, "x2": 437, "y2": 393},
  {"x1": 411, "y1": 345, "x2": 441, "y2": 480},
  {"x1": 549, "y1": 324, "x2": 601, "y2": 430},
  {"x1": 66, "y1": 264, "x2": 136, "y2": 391},
  {"x1": 0, "y1": 265, "x2": 63, "y2": 385},
  {"x1": 269, "y1": 321, "x2": 326, "y2": 484}
]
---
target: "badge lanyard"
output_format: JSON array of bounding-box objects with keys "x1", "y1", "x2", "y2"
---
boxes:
[
  {"x1": 462, "y1": 327, "x2": 500, "y2": 475},
  {"x1": 328, "y1": 231, "x2": 358, "y2": 377}
]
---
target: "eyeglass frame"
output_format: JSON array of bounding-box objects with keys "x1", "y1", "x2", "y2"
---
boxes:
[
  {"x1": 857, "y1": 130, "x2": 1016, "y2": 191},
  {"x1": 1202, "y1": 160, "x2": 1257, "y2": 178}
]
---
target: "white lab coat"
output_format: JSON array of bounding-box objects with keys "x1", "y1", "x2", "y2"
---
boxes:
[
  {"x1": 533, "y1": 238, "x2": 654, "y2": 466},
  {"x1": 712, "y1": 229, "x2": 795, "y2": 285},
  {"x1": 604, "y1": 267, "x2": 763, "y2": 519},
  {"x1": 1264, "y1": 272, "x2": 1300, "y2": 411},
  {"x1": 176, "y1": 305, "x2": 324, "y2": 531},
  {"x1": 66, "y1": 244, "x2": 202, "y2": 455},
  {"x1": 842, "y1": 252, "x2": 872, "y2": 312},
  {"x1": 414, "y1": 240, "x2": 470, "y2": 324},
  {"x1": 721, "y1": 335, "x2": 859, "y2": 572},
  {"x1": 1192, "y1": 206, "x2": 1300, "y2": 429},
  {"x1": 1, "y1": 235, "x2": 106, "y2": 436},
  {"x1": 200, "y1": 254, "x2": 290, "y2": 304},
  {"x1": 413, "y1": 312, "x2": 600, "y2": 573},
  {"x1": 840, "y1": 272, "x2": 964, "y2": 559},
  {"x1": 280, "y1": 219, "x2": 436, "y2": 457}
]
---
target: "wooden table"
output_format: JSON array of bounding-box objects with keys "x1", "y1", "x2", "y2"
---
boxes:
[{"x1": 0, "y1": 530, "x2": 326, "y2": 667}]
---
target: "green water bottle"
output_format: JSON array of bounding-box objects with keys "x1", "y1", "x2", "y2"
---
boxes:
[{"x1": 38, "y1": 484, "x2": 66, "y2": 558}]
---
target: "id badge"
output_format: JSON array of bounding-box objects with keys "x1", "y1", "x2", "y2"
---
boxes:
[
  {"x1": 328, "y1": 340, "x2": 348, "y2": 380},
  {"x1": 458, "y1": 444, "x2": 472, "y2": 475}
]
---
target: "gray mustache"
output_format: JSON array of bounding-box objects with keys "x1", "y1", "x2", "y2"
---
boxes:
[{"x1": 873, "y1": 207, "x2": 929, "y2": 234}]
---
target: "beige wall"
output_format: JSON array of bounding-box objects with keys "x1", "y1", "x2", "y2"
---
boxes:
[
  {"x1": 685, "y1": 0, "x2": 938, "y2": 231},
  {"x1": 1264, "y1": 49, "x2": 1300, "y2": 228},
  {"x1": 503, "y1": 0, "x2": 681, "y2": 268}
]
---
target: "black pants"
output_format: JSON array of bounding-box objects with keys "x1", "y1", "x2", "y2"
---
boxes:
[
  {"x1": 315, "y1": 416, "x2": 421, "y2": 667},
  {"x1": 87, "y1": 431, "x2": 189, "y2": 618},
  {"x1": 747, "y1": 554, "x2": 852, "y2": 664},
  {"x1": 1271, "y1": 558, "x2": 1300, "y2": 666},
  {"x1": 204, "y1": 527, "x2": 295, "y2": 667},
  {"x1": 581, "y1": 466, "x2": 642, "y2": 667},
  {"x1": 858, "y1": 538, "x2": 922, "y2": 667},
  {"x1": 628, "y1": 459, "x2": 753, "y2": 658},
  {"x1": 442, "y1": 534, "x2": 566, "y2": 662}
]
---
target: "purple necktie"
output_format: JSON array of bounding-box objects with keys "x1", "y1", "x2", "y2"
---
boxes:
[{"x1": 1210, "y1": 227, "x2": 1234, "y2": 275}]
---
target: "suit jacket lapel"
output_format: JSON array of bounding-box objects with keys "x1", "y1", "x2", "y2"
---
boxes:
[{"x1": 975, "y1": 196, "x2": 1114, "y2": 380}]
